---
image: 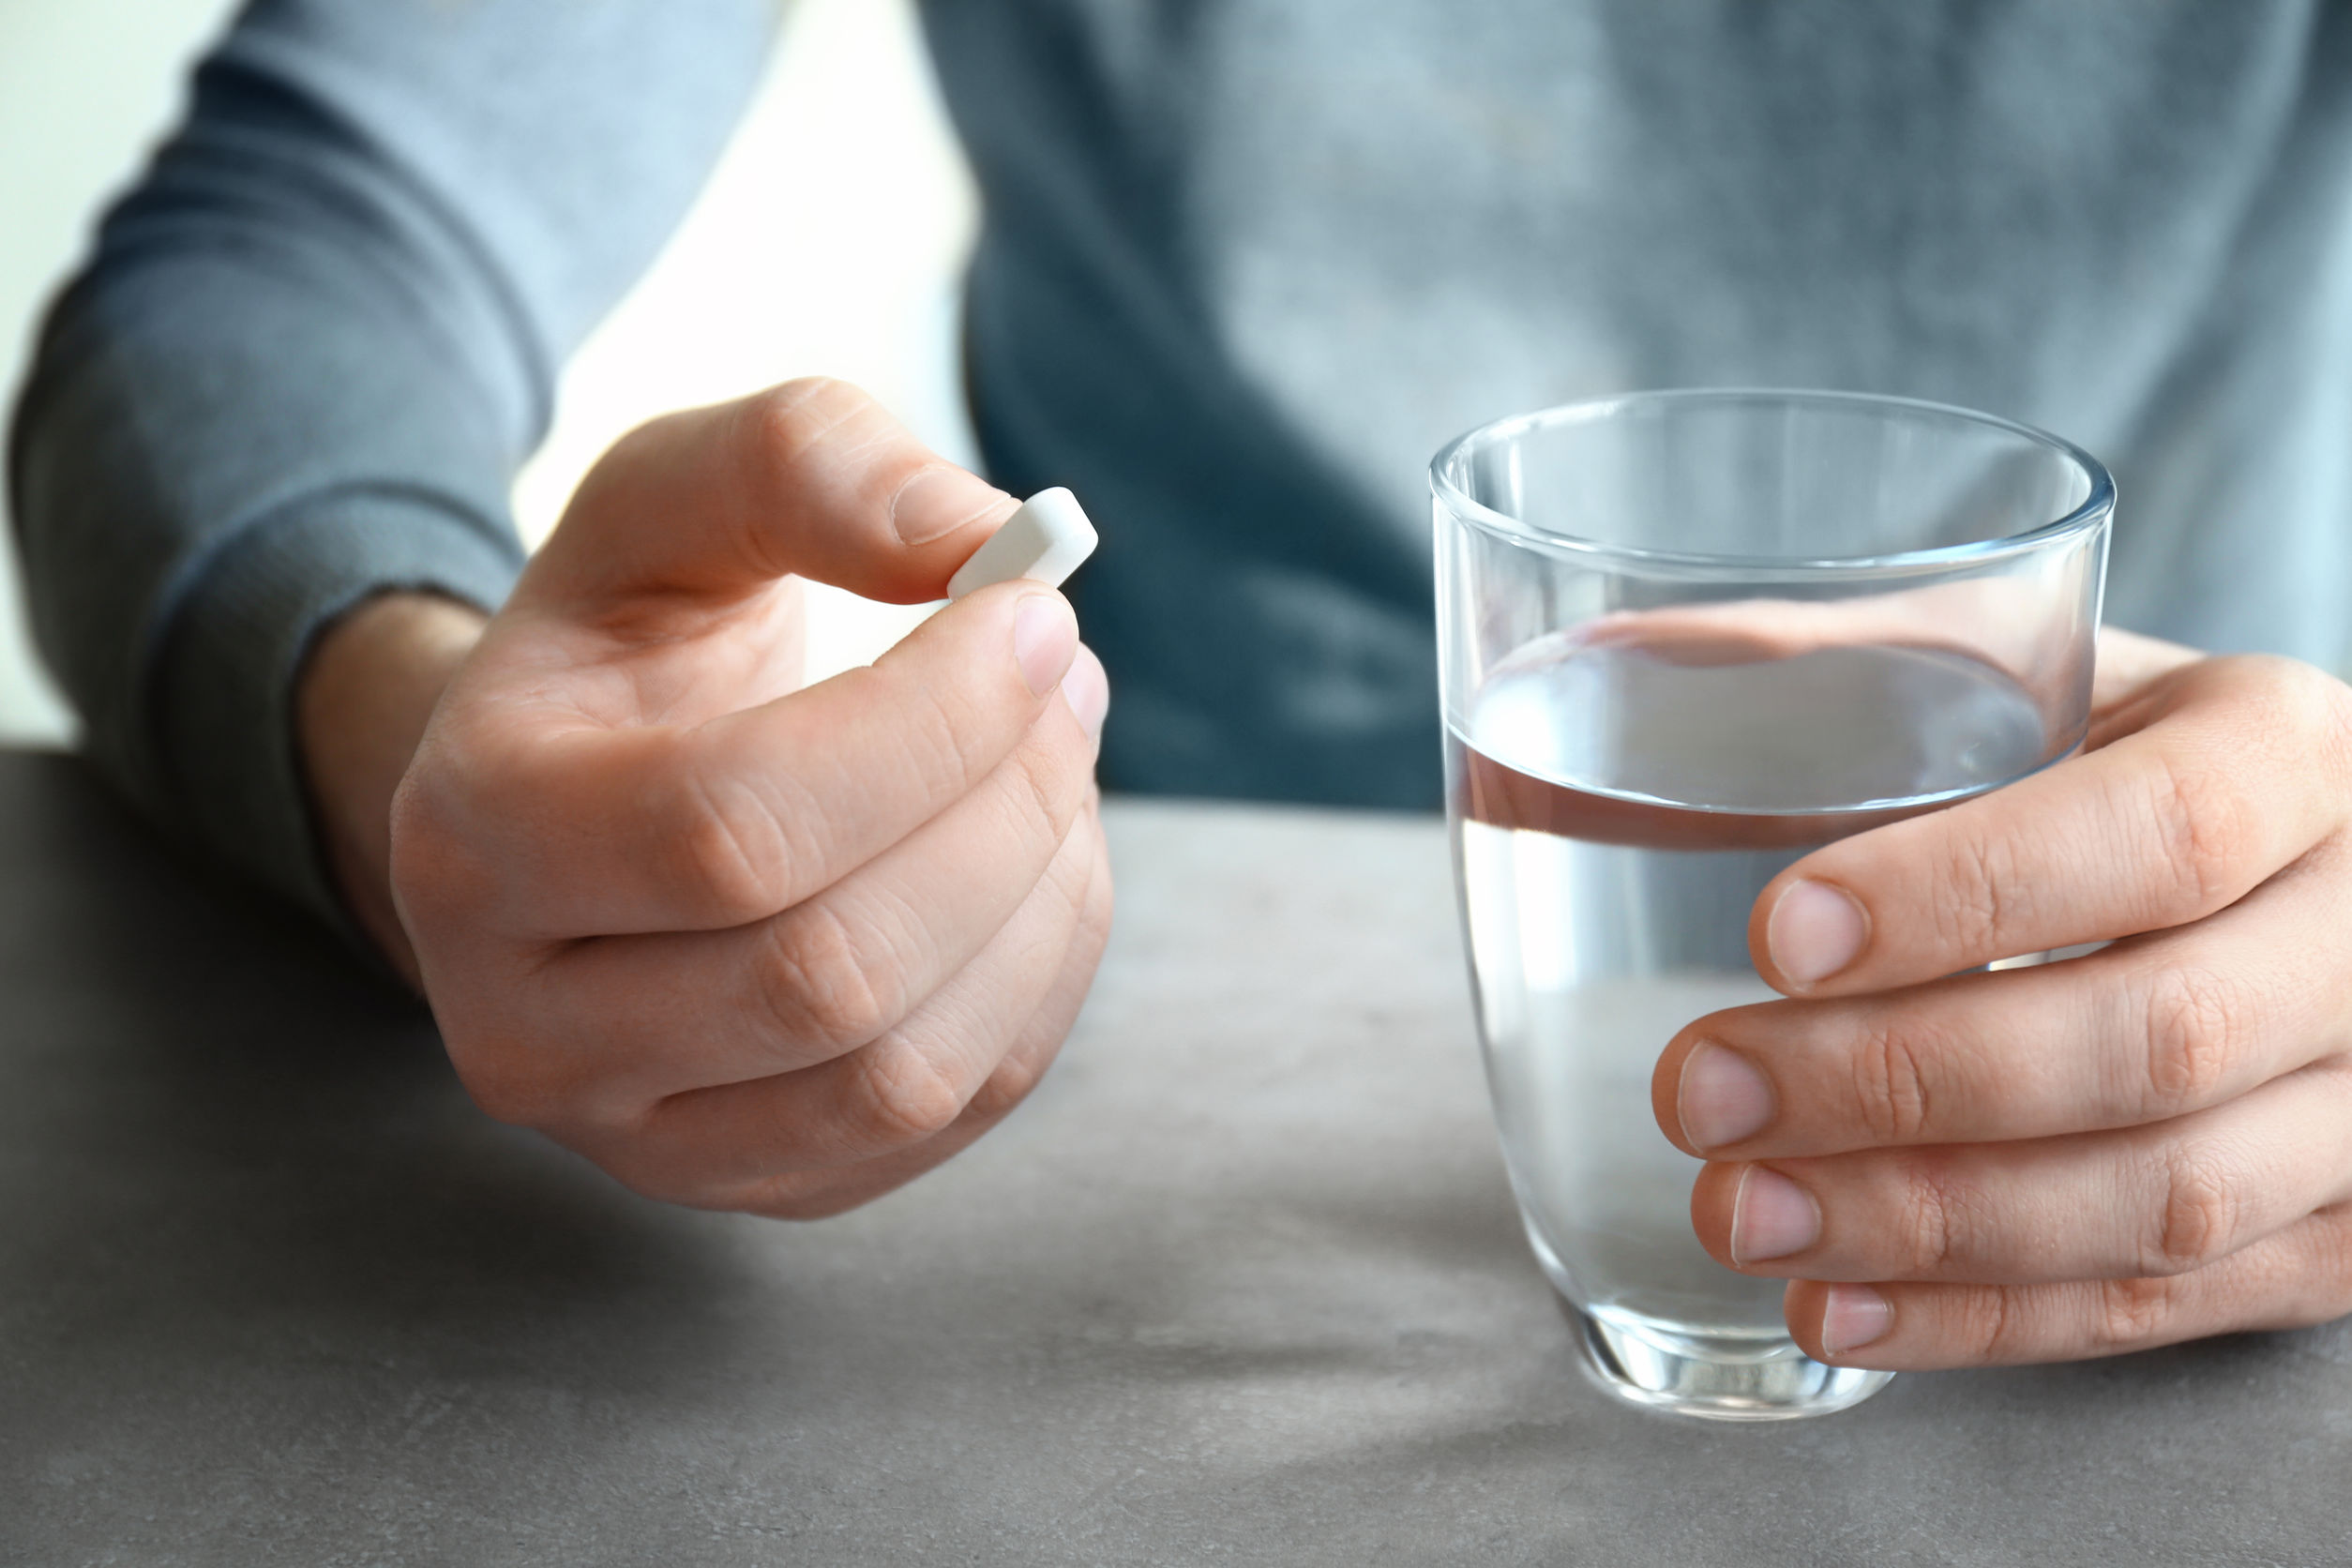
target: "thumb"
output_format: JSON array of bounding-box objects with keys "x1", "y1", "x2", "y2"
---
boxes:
[{"x1": 525, "y1": 377, "x2": 1016, "y2": 611}]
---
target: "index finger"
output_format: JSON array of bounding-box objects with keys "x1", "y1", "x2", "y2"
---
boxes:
[
  {"x1": 1748, "y1": 656, "x2": 2352, "y2": 995},
  {"x1": 526, "y1": 376, "x2": 1017, "y2": 609}
]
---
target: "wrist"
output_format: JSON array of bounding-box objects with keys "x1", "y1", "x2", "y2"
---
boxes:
[{"x1": 297, "y1": 592, "x2": 487, "y2": 984}]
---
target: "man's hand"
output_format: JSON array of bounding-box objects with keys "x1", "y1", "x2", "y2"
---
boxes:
[
  {"x1": 304, "y1": 379, "x2": 1112, "y2": 1218},
  {"x1": 1653, "y1": 628, "x2": 2352, "y2": 1365}
]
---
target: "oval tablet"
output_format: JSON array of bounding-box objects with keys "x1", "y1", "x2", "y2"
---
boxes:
[{"x1": 946, "y1": 487, "x2": 1099, "y2": 599}]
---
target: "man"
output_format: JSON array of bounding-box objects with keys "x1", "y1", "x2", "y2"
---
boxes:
[{"x1": 13, "y1": 0, "x2": 2352, "y2": 1369}]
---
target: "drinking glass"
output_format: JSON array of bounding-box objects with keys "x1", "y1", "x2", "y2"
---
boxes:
[{"x1": 1432, "y1": 389, "x2": 2112, "y2": 1420}]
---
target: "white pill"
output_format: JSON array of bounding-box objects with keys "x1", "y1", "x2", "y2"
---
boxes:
[{"x1": 946, "y1": 487, "x2": 1098, "y2": 599}]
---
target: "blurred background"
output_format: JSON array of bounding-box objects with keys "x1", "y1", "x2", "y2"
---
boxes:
[{"x1": 0, "y1": 0, "x2": 976, "y2": 746}]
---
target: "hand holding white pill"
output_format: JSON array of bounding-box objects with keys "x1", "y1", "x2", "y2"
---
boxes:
[
  {"x1": 307, "y1": 378, "x2": 1112, "y2": 1217},
  {"x1": 948, "y1": 487, "x2": 1097, "y2": 599}
]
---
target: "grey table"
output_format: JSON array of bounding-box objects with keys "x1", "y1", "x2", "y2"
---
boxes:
[{"x1": 2, "y1": 749, "x2": 2346, "y2": 1566}]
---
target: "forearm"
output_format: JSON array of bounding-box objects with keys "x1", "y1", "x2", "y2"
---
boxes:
[
  {"x1": 298, "y1": 593, "x2": 487, "y2": 985},
  {"x1": 10, "y1": 265, "x2": 527, "y2": 924},
  {"x1": 7, "y1": 0, "x2": 772, "y2": 923}
]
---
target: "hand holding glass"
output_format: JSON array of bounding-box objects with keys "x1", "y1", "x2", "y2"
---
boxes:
[{"x1": 1434, "y1": 391, "x2": 2110, "y2": 1419}]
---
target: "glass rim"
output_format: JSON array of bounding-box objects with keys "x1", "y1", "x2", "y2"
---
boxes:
[{"x1": 1429, "y1": 387, "x2": 2116, "y2": 574}]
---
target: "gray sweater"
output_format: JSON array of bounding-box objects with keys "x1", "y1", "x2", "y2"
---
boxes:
[{"x1": 14, "y1": 0, "x2": 2352, "y2": 923}]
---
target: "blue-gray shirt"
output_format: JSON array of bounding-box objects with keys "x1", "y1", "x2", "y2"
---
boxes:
[{"x1": 13, "y1": 0, "x2": 2352, "y2": 923}]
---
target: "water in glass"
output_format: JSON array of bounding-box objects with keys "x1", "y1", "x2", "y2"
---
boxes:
[{"x1": 1447, "y1": 634, "x2": 2050, "y2": 1403}]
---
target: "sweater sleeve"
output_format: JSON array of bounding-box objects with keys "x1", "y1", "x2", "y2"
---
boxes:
[{"x1": 7, "y1": 0, "x2": 776, "y2": 925}]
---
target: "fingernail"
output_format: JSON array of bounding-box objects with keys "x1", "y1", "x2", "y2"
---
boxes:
[
  {"x1": 894, "y1": 466, "x2": 1011, "y2": 545},
  {"x1": 1013, "y1": 595, "x2": 1078, "y2": 696},
  {"x1": 1063, "y1": 644, "x2": 1108, "y2": 742},
  {"x1": 1730, "y1": 1166, "x2": 1820, "y2": 1264},
  {"x1": 1819, "y1": 1284, "x2": 1892, "y2": 1356},
  {"x1": 1678, "y1": 1043, "x2": 1774, "y2": 1151},
  {"x1": 1768, "y1": 880, "x2": 1869, "y2": 986}
]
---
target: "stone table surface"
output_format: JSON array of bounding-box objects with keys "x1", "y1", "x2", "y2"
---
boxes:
[{"x1": 1, "y1": 748, "x2": 2346, "y2": 1566}]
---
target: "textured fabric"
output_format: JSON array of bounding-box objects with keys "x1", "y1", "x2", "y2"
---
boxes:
[
  {"x1": 939, "y1": 1, "x2": 2352, "y2": 806},
  {"x1": 8, "y1": 0, "x2": 776, "y2": 921},
  {"x1": 14, "y1": 0, "x2": 2352, "y2": 919}
]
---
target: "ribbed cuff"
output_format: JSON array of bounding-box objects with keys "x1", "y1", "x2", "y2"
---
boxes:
[{"x1": 148, "y1": 487, "x2": 523, "y2": 934}]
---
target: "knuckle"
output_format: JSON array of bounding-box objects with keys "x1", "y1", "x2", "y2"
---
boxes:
[
  {"x1": 387, "y1": 754, "x2": 509, "y2": 918},
  {"x1": 447, "y1": 1047, "x2": 555, "y2": 1128},
  {"x1": 867, "y1": 664, "x2": 996, "y2": 805},
  {"x1": 674, "y1": 768, "x2": 801, "y2": 926},
  {"x1": 745, "y1": 376, "x2": 872, "y2": 474},
  {"x1": 2134, "y1": 962, "x2": 2243, "y2": 1117},
  {"x1": 2240, "y1": 654, "x2": 2344, "y2": 731},
  {"x1": 1078, "y1": 826, "x2": 1116, "y2": 932},
  {"x1": 385, "y1": 803, "x2": 467, "y2": 913},
  {"x1": 2258, "y1": 656, "x2": 2352, "y2": 801},
  {"x1": 450, "y1": 1035, "x2": 643, "y2": 1137},
  {"x1": 2092, "y1": 1274, "x2": 2181, "y2": 1350},
  {"x1": 1848, "y1": 1019, "x2": 1937, "y2": 1143},
  {"x1": 915, "y1": 677, "x2": 988, "y2": 783},
  {"x1": 1897, "y1": 1154, "x2": 1975, "y2": 1274},
  {"x1": 2141, "y1": 751, "x2": 2254, "y2": 918},
  {"x1": 758, "y1": 906, "x2": 897, "y2": 1053},
  {"x1": 1929, "y1": 829, "x2": 2016, "y2": 959},
  {"x1": 2311, "y1": 671, "x2": 2352, "y2": 783},
  {"x1": 966, "y1": 1048, "x2": 1051, "y2": 1123},
  {"x1": 845, "y1": 1045, "x2": 970, "y2": 1149},
  {"x1": 1052, "y1": 811, "x2": 1106, "y2": 904},
  {"x1": 742, "y1": 377, "x2": 920, "y2": 525},
  {"x1": 1953, "y1": 1285, "x2": 2024, "y2": 1364},
  {"x1": 2297, "y1": 1206, "x2": 2352, "y2": 1325},
  {"x1": 2145, "y1": 1141, "x2": 2246, "y2": 1275},
  {"x1": 1002, "y1": 739, "x2": 1087, "y2": 845}
]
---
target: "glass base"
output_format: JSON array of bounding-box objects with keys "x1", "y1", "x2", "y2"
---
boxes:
[{"x1": 1574, "y1": 1304, "x2": 1893, "y2": 1422}]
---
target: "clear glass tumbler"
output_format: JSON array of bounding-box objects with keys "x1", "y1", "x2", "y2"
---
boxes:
[{"x1": 1432, "y1": 390, "x2": 2112, "y2": 1420}]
